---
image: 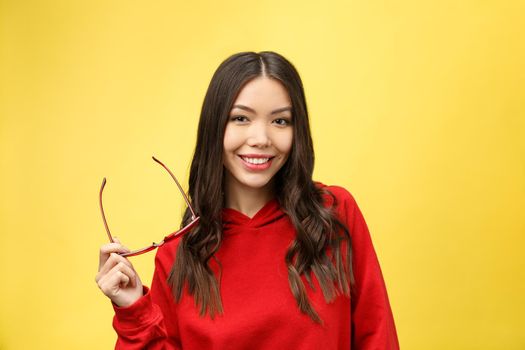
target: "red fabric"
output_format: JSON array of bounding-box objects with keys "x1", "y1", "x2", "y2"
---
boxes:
[{"x1": 112, "y1": 184, "x2": 399, "y2": 349}]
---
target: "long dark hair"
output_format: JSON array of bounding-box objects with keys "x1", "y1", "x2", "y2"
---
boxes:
[{"x1": 168, "y1": 51, "x2": 354, "y2": 323}]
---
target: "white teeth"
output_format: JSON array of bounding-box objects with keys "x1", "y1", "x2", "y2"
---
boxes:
[{"x1": 242, "y1": 157, "x2": 270, "y2": 164}]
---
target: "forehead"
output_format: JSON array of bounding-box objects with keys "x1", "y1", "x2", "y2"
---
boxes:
[{"x1": 232, "y1": 77, "x2": 291, "y2": 111}]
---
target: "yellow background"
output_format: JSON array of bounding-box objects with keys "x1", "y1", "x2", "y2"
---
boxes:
[{"x1": 1, "y1": 0, "x2": 524, "y2": 349}]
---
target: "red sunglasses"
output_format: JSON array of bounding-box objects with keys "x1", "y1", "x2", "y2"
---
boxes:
[{"x1": 99, "y1": 156, "x2": 199, "y2": 257}]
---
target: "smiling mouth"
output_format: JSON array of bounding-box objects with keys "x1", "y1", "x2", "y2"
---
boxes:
[{"x1": 239, "y1": 156, "x2": 273, "y2": 165}]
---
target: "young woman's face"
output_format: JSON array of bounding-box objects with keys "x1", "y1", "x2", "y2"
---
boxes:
[{"x1": 223, "y1": 76, "x2": 293, "y2": 194}]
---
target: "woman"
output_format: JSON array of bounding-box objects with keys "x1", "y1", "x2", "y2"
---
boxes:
[{"x1": 96, "y1": 51, "x2": 399, "y2": 349}]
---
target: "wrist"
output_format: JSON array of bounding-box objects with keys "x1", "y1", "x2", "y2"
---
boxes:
[{"x1": 112, "y1": 286, "x2": 146, "y2": 308}]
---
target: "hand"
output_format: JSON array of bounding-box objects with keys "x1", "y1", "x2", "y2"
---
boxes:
[{"x1": 95, "y1": 238, "x2": 143, "y2": 307}]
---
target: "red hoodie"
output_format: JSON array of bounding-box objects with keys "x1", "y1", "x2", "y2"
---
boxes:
[{"x1": 112, "y1": 184, "x2": 399, "y2": 349}]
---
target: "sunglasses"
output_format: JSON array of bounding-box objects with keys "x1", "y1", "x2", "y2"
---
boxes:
[{"x1": 99, "y1": 156, "x2": 199, "y2": 257}]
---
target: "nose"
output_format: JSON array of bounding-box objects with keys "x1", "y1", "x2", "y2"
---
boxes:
[{"x1": 246, "y1": 123, "x2": 271, "y2": 148}]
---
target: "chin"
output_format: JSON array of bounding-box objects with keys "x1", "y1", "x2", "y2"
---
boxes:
[{"x1": 239, "y1": 176, "x2": 274, "y2": 190}]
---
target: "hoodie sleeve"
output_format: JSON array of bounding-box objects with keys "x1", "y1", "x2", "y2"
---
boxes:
[
  {"x1": 112, "y1": 250, "x2": 182, "y2": 350},
  {"x1": 332, "y1": 186, "x2": 400, "y2": 349}
]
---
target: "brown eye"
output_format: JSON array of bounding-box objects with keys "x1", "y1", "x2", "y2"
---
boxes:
[
  {"x1": 231, "y1": 116, "x2": 249, "y2": 123},
  {"x1": 273, "y1": 118, "x2": 291, "y2": 126}
]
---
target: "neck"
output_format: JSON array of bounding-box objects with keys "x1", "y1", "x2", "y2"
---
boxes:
[{"x1": 224, "y1": 175, "x2": 275, "y2": 219}]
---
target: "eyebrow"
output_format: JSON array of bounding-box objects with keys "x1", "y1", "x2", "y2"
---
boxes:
[{"x1": 231, "y1": 104, "x2": 292, "y2": 115}]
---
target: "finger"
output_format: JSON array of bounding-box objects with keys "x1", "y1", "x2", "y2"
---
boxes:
[
  {"x1": 112, "y1": 237, "x2": 131, "y2": 252},
  {"x1": 100, "y1": 242, "x2": 130, "y2": 256},
  {"x1": 97, "y1": 261, "x2": 136, "y2": 290},
  {"x1": 117, "y1": 270, "x2": 130, "y2": 289},
  {"x1": 99, "y1": 243, "x2": 130, "y2": 269},
  {"x1": 112, "y1": 261, "x2": 137, "y2": 288},
  {"x1": 96, "y1": 253, "x2": 135, "y2": 282},
  {"x1": 98, "y1": 270, "x2": 130, "y2": 297},
  {"x1": 113, "y1": 237, "x2": 130, "y2": 252},
  {"x1": 97, "y1": 253, "x2": 134, "y2": 281}
]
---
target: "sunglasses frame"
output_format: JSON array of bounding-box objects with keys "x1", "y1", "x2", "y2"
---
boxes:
[{"x1": 99, "y1": 156, "x2": 199, "y2": 257}]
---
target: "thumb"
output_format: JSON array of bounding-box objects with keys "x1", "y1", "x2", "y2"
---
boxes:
[{"x1": 112, "y1": 236, "x2": 130, "y2": 253}]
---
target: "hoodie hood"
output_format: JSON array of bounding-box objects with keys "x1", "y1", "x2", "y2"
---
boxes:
[{"x1": 222, "y1": 198, "x2": 286, "y2": 232}]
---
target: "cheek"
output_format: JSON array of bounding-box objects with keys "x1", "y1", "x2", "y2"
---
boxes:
[
  {"x1": 275, "y1": 130, "x2": 293, "y2": 156},
  {"x1": 223, "y1": 126, "x2": 240, "y2": 154}
]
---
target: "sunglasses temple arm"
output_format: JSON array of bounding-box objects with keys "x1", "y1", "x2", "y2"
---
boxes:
[
  {"x1": 120, "y1": 244, "x2": 158, "y2": 258},
  {"x1": 121, "y1": 217, "x2": 200, "y2": 258},
  {"x1": 152, "y1": 156, "x2": 197, "y2": 219},
  {"x1": 99, "y1": 177, "x2": 115, "y2": 243}
]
